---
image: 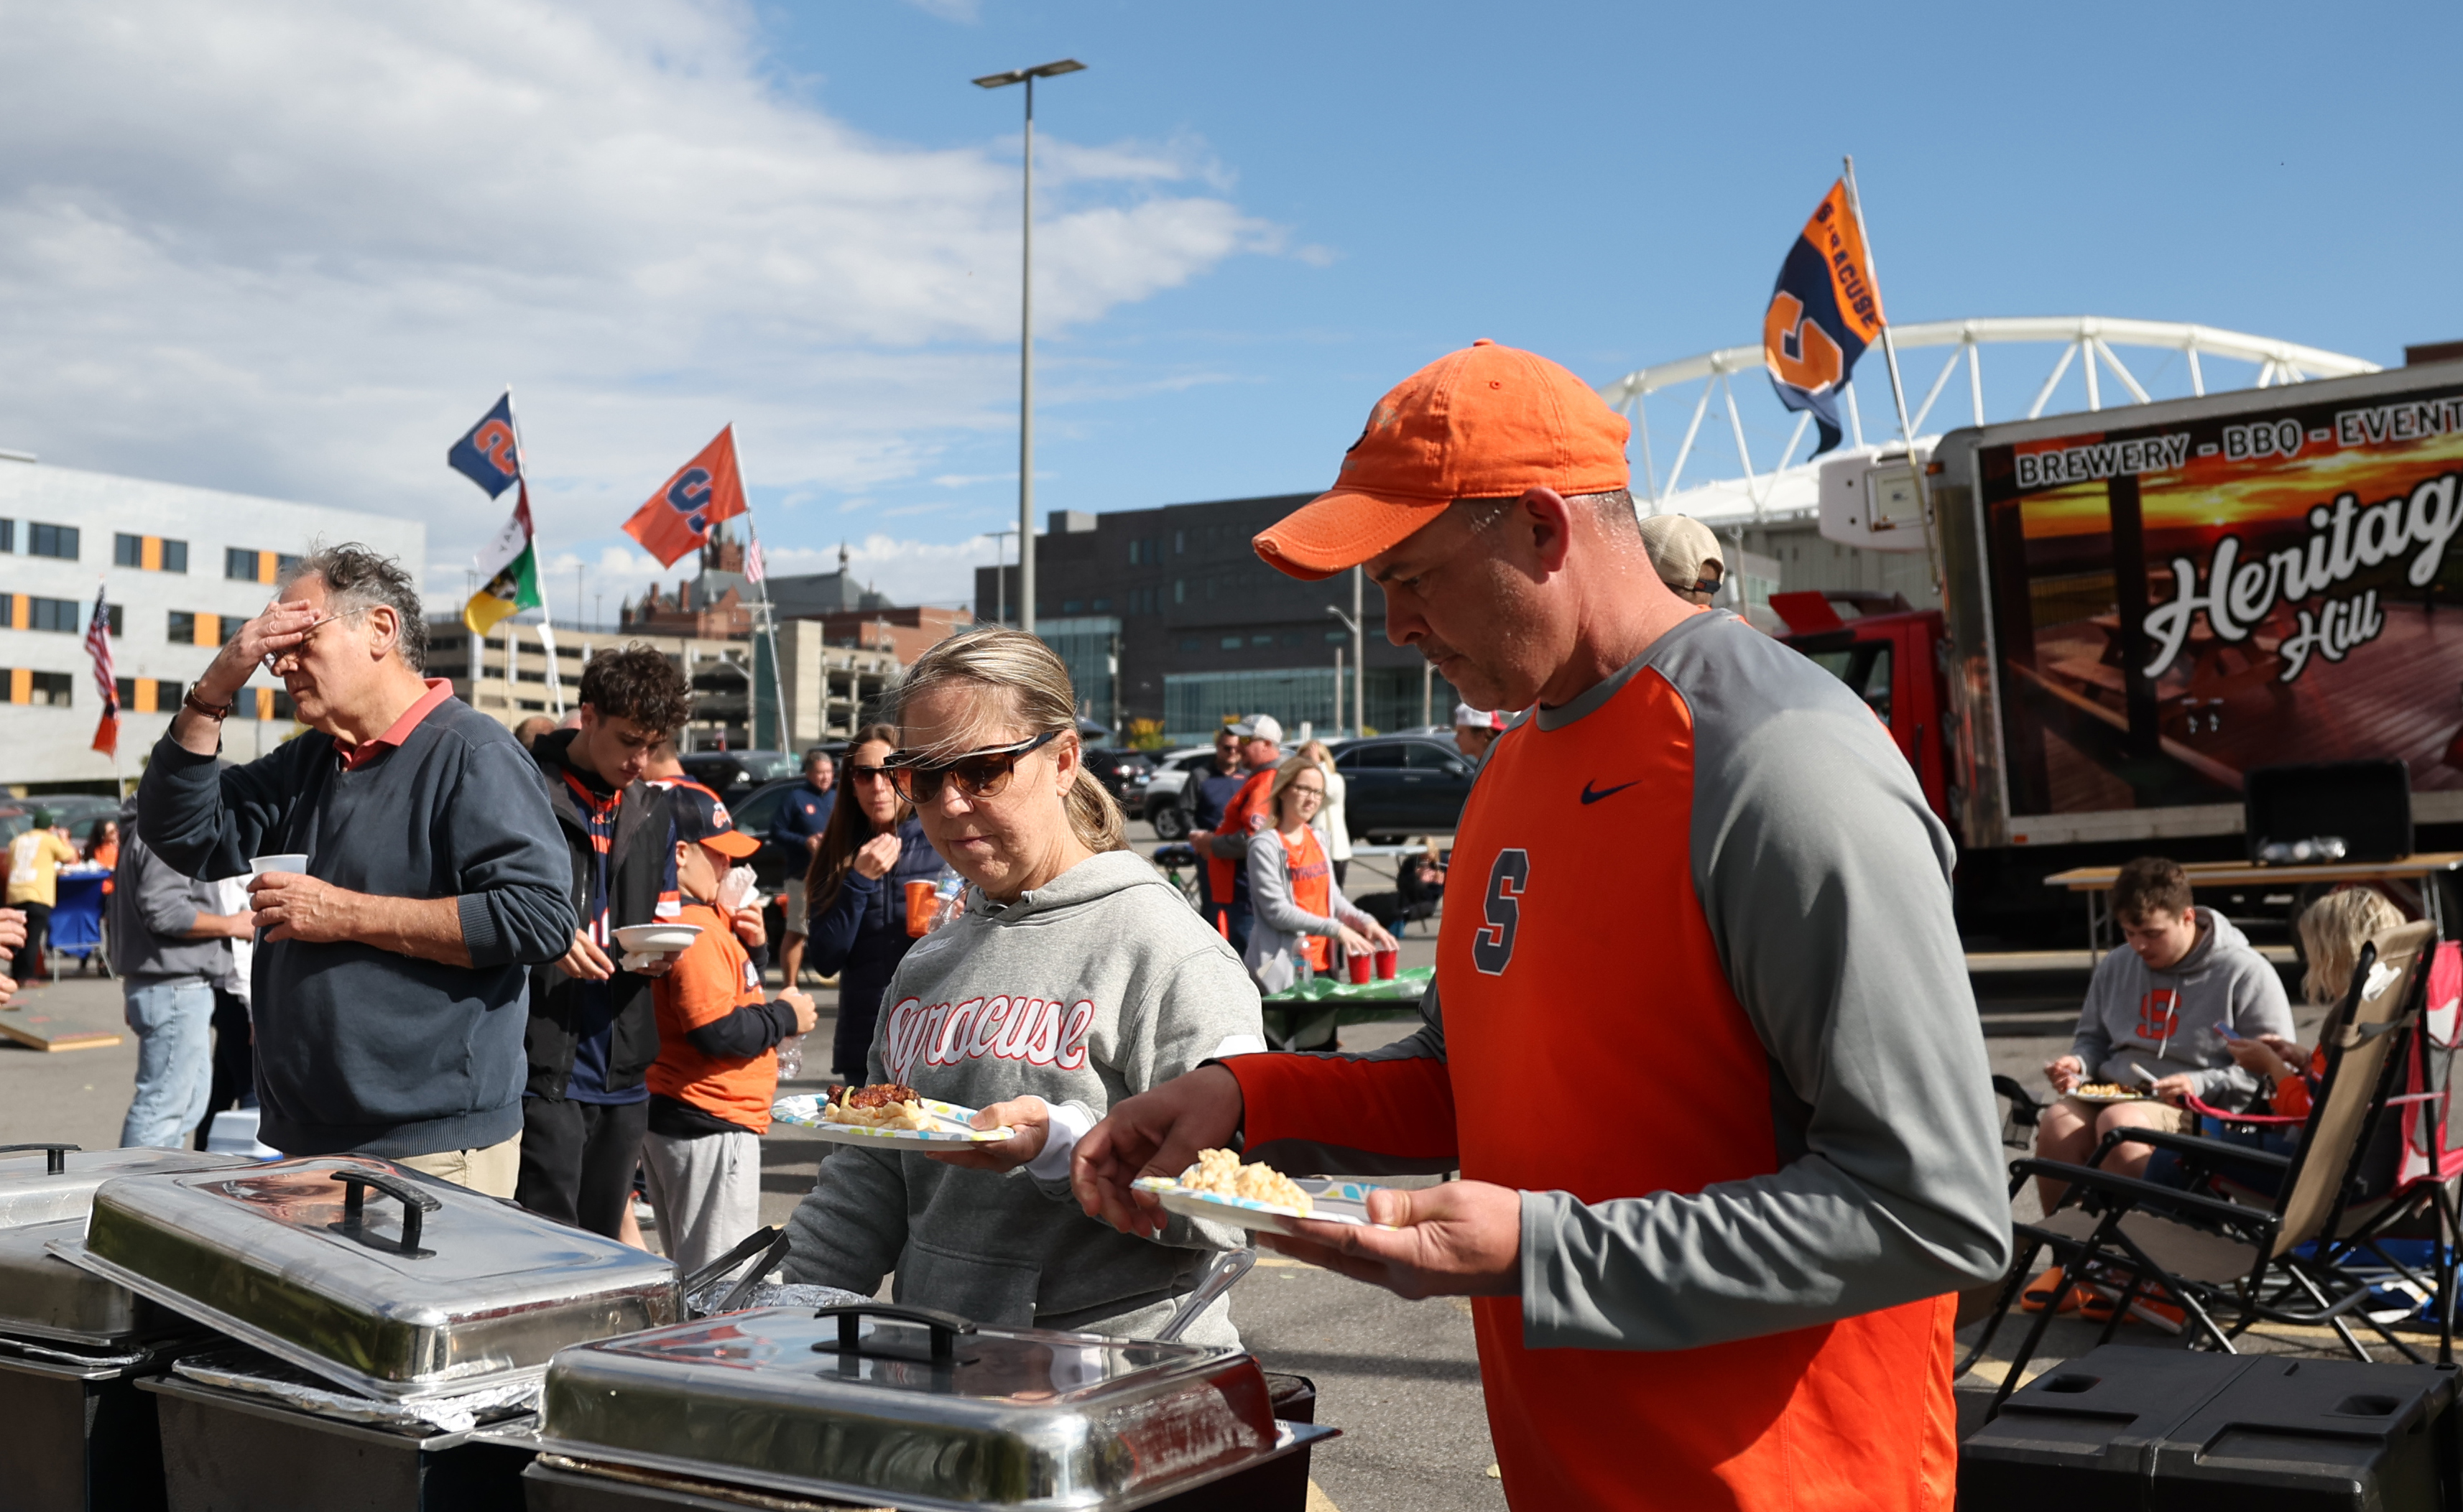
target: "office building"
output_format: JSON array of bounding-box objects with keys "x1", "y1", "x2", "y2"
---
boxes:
[
  {"x1": 0, "y1": 455, "x2": 423, "y2": 789},
  {"x1": 430, "y1": 616, "x2": 901, "y2": 753},
  {"x1": 976, "y1": 497, "x2": 1459, "y2": 742}
]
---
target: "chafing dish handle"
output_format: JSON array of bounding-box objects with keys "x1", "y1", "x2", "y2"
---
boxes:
[
  {"x1": 812, "y1": 1302, "x2": 976, "y2": 1365},
  {"x1": 0, "y1": 1144, "x2": 78, "y2": 1175},
  {"x1": 335, "y1": 1170, "x2": 445, "y2": 1253}
]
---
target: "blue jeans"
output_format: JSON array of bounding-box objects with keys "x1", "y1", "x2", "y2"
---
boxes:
[{"x1": 121, "y1": 978, "x2": 215, "y2": 1148}]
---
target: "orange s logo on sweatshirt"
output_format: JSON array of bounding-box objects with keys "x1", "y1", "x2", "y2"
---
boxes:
[{"x1": 2136, "y1": 988, "x2": 2181, "y2": 1042}]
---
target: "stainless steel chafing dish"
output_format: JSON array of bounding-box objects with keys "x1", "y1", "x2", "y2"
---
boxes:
[
  {"x1": 49, "y1": 1154, "x2": 683, "y2": 1401},
  {"x1": 0, "y1": 1142, "x2": 254, "y2": 1346},
  {"x1": 532, "y1": 1302, "x2": 1336, "y2": 1511}
]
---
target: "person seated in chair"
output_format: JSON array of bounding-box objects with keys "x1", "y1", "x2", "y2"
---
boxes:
[
  {"x1": 2136, "y1": 885, "x2": 2408, "y2": 1202},
  {"x1": 2023, "y1": 855, "x2": 2293, "y2": 1317}
]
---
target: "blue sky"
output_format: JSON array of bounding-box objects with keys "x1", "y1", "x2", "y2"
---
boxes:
[{"x1": 2, "y1": 1, "x2": 2456, "y2": 612}]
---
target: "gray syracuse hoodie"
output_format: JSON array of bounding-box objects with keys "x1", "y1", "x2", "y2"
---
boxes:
[
  {"x1": 782, "y1": 849, "x2": 1265, "y2": 1332},
  {"x1": 2071, "y1": 906, "x2": 2295, "y2": 1103}
]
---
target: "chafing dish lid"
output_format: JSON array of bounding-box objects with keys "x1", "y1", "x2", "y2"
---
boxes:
[
  {"x1": 539, "y1": 1303, "x2": 1283, "y2": 1509},
  {"x1": 67, "y1": 1156, "x2": 681, "y2": 1399},
  {"x1": 0, "y1": 1144, "x2": 254, "y2": 1230},
  {"x1": 576, "y1": 1303, "x2": 1250, "y2": 1401}
]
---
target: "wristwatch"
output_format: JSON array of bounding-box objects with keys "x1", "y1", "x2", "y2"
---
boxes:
[{"x1": 182, "y1": 688, "x2": 236, "y2": 722}]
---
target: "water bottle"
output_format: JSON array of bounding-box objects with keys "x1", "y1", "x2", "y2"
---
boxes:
[
  {"x1": 776, "y1": 1034, "x2": 804, "y2": 1082},
  {"x1": 926, "y1": 866, "x2": 966, "y2": 932}
]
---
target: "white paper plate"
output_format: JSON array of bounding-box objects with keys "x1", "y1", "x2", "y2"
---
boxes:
[
  {"x1": 1131, "y1": 1176, "x2": 1388, "y2": 1235},
  {"x1": 2067, "y1": 1086, "x2": 2153, "y2": 1105},
  {"x1": 771, "y1": 1094, "x2": 1013, "y2": 1146},
  {"x1": 613, "y1": 923, "x2": 703, "y2": 952}
]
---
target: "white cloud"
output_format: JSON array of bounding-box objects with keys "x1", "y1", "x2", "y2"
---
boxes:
[{"x1": 0, "y1": 1, "x2": 1281, "y2": 606}]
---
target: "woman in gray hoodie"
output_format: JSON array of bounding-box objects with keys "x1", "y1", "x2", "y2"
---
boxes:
[{"x1": 782, "y1": 629, "x2": 1265, "y2": 1342}]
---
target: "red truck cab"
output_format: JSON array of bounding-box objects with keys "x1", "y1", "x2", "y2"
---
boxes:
[{"x1": 1770, "y1": 589, "x2": 1952, "y2": 825}]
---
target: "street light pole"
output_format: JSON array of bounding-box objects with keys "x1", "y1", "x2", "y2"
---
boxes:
[
  {"x1": 1350, "y1": 565, "x2": 1365, "y2": 736},
  {"x1": 974, "y1": 57, "x2": 1085, "y2": 638},
  {"x1": 1325, "y1": 603, "x2": 1362, "y2": 737}
]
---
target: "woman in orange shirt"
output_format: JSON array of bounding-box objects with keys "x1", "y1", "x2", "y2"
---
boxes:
[{"x1": 1241, "y1": 754, "x2": 1393, "y2": 995}]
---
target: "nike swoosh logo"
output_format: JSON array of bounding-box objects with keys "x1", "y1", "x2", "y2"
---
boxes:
[{"x1": 1580, "y1": 779, "x2": 1639, "y2": 805}]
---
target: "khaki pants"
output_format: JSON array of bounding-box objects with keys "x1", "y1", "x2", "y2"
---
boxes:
[{"x1": 395, "y1": 1133, "x2": 523, "y2": 1199}]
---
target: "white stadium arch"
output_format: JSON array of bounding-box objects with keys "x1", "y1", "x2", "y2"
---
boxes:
[{"x1": 1593, "y1": 317, "x2": 2380, "y2": 527}]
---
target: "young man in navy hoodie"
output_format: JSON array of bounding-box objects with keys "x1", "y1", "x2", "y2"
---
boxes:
[{"x1": 138, "y1": 545, "x2": 573, "y2": 1196}]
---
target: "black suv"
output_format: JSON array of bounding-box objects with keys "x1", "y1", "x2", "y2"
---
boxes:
[
  {"x1": 1330, "y1": 735, "x2": 1477, "y2": 842},
  {"x1": 1083, "y1": 747, "x2": 1156, "y2": 802}
]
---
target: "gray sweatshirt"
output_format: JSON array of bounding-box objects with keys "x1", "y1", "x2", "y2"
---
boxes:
[
  {"x1": 782, "y1": 850, "x2": 1266, "y2": 1332},
  {"x1": 2070, "y1": 906, "x2": 2293, "y2": 1103},
  {"x1": 110, "y1": 798, "x2": 236, "y2": 988}
]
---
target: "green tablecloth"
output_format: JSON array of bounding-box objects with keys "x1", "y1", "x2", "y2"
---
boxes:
[
  {"x1": 1259, "y1": 967, "x2": 1430, "y2": 1051},
  {"x1": 1260, "y1": 965, "x2": 1432, "y2": 1005}
]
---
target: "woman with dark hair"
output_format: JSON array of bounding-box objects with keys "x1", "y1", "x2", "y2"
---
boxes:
[{"x1": 805, "y1": 722, "x2": 941, "y2": 1083}]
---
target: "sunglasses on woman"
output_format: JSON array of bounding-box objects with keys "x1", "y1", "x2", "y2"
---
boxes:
[{"x1": 887, "y1": 729, "x2": 1060, "y2": 804}]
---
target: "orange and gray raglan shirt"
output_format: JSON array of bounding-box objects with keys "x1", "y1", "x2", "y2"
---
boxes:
[{"x1": 1227, "y1": 608, "x2": 2011, "y2": 1512}]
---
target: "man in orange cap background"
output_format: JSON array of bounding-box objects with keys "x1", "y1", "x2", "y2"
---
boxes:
[{"x1": 1075, "y1": 339, "x2": 2010, "y2": 1510}]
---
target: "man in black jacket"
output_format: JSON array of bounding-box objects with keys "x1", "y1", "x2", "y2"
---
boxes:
[{"x1": 519, "y1": 646, "x2": 695, "y2": 1236}]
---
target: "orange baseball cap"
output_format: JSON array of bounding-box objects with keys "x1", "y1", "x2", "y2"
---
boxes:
[{"x1": 1252, "y1": 339, "x2": 1630, "y2": 581}]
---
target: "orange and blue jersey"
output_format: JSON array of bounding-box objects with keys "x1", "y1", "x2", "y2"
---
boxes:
[
  {"x1": 557, "y1": 763, "x2": 680, "y2": 1105},
  {"x1": 1229, "y1": 610, "x2": 2010, "y2": 1511}
]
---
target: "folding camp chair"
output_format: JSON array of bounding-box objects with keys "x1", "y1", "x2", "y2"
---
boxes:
[{"x1": 1962, "y1": 919, "x2": 2440, "y2": 1414}]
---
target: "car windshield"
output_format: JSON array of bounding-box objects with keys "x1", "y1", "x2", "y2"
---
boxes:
[
  {"x1": 731, "y1": 782, "x2": 791, "y2": 835},
  {"x1": 739, "y1": 753, "x2": 799, "y2": 783}
]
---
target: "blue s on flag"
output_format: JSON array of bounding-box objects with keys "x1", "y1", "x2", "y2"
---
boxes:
[
  {"x1": 1764, "y1": 180, "x2": 1885, "y2": 458},
  {"x1": 448, "y1": 391, "x2": 523, "y2": 498}
]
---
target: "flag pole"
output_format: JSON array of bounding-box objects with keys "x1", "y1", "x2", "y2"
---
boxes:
[
  {"x1": 731, "y1": 429, "x2": 795, "y2": 753},
  {"x1": 1839, "y1": 156, "x2": 1945, "y2": 608},
  {"x1": 504, "y1": 389, "x2": 565, "y2": 718}
]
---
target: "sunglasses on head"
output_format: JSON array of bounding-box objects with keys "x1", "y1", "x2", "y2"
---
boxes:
[{"x1": 887, "y1": 730, "x2": 1061, "y2": 804}]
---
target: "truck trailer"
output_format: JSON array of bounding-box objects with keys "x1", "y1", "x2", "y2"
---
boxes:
[{"x1": 1775, "y1": 358, "x2": 2463, "y2": 947}]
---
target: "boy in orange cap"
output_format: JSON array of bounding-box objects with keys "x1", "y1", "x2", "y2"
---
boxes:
[
  {"x1": 1076, "y1": 340, "x2": 2010, "y2": 1511},
  {"x1": 640, "y1": 783, "x2": 816, "y2": 1273}
]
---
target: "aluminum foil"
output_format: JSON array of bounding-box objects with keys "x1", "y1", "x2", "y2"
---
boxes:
[
  {"x1": 0, "y1": 1332, "x2": 154, "y2": 1370},
  {"x1": 172, "y1": 1348, "x2": 539, "y2": 1435},
  {"x1": 685, "y1": 1276, "x2": 869, "y2": 1316}
]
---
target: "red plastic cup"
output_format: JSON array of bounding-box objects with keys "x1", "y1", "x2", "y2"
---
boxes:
[
  {"x1": 1346, "y1": 949, "x2": 1372, "y2": 985},
  {"x1": 1374, "y1": 947, "x2": 1399, "y2": 980},
  {"x1": 904, "y1": 880, "x2": 936, "y2": 937}
]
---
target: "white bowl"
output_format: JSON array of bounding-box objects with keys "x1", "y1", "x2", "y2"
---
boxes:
[
  {"x1": 248, "y1": 854, "x2": 310, "y2": 876},
  {"x1": 614, "y1": 923, "x2": 703, "y2": 954}
]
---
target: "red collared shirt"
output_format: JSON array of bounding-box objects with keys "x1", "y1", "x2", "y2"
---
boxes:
[{"x1": 333, "y1": 678, "x2": 456, "y2": 772}]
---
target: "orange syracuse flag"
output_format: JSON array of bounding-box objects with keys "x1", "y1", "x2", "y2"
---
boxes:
[{"x1": 622, "y1": 425, "x2": 749, "y2": 567}]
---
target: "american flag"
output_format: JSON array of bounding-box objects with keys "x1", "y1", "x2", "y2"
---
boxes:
[{"x1": 85, "y1": 586, "x2": 118, "y2": 756}]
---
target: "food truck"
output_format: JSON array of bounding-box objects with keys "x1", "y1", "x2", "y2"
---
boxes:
[{"x1": 1779, "y1": 358, "x2": 2463, "y2": 946}]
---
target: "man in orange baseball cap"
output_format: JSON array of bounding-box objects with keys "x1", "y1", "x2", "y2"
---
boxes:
[{"x1": 1077, "y1": 340, "x2": 2009, "y2": 1511}]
